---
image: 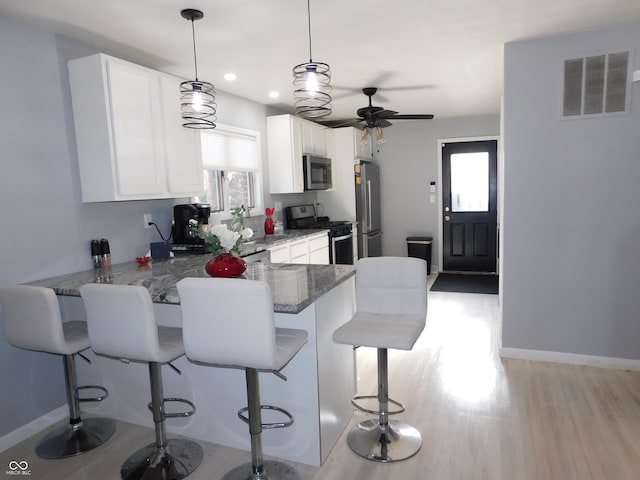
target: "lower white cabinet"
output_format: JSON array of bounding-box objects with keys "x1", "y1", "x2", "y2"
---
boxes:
[
  {"x1": 267, "y1": 232, "x2": 329, "y2": 265},
  {"x1": 268, "y1": 244, "x2": 289, "y2": 263},
  {"x1": 289, "y1": 239, "x2": 310, "y2": 264},
  {"x1": 68, "y1": 53, "x2": 203, "y2": 202},
  {"x1": 308, "y1": 233, "x2": 330, "y2": 265}
]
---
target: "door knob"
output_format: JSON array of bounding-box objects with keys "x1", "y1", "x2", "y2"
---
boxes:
[{"x1": 444, "y1": 215, "x2": 451, "y2": 221}]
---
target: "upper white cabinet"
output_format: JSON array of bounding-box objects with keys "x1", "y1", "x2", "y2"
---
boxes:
[
  {"x1": 267, "y1": 114, "x2": 332, "y2": 194},
  {"x1": 68, "y1": 54, "x2": 203, "y2": 202},
  {"x1": 267, "y1": 114, "x2": 304, "y2": 193},
  {"x1": 158, "y1": 74, "x2": 204, "y2": 196},
  {"x1": 301, "y1": 120, "x2": 327, "y2": 156}
]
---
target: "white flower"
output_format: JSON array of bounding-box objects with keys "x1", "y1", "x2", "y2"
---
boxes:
[{"x1": 198, "y1": 223, "x2": 252, "y2": 254}]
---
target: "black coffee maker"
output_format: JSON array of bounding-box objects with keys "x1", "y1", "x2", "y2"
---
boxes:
[{"x1": 173, "y1": 204, "x2": 211, "y2": 245}]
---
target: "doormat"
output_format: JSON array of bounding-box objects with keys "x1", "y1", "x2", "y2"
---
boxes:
[{"x1": 430, "y1": 273, "x2": 499, "y2": 295}]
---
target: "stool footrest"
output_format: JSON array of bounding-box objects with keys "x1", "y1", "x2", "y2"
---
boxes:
[
  {"x1": 351, "y1": 394, "x2": 405, "y2": 416},
  {"x1": 147, "y1": 397, "x2": 196, "y2": 418},
  {"x1": 237, "y1": 404, "x2": 294, "y2": 430},
  {"x1": 76, "y1": 385, "x2": 108, "y2": 403}
]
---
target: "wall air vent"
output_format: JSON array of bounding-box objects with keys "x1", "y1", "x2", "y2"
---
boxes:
[{"x1": 562, "y1": 51, "x2": 629, "y2": 117}]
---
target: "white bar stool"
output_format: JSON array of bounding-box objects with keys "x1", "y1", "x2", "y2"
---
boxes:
[
  {"x1": 332, "y1": 257, "x2": 427, "y2": 462},
  {"x1": 176, "y1": 277, "x2": 308, "y2": 480},
  {"x1": 0, "y1": 284, "x2": 115, "y2": 459},
  {"x1": 79, "y1": 284, "x2": 202, "y2": 480}
]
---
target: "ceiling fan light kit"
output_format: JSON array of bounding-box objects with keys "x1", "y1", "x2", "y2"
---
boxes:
[
  {"x1": 180, "y1": 8, "x2": 217, "y2": 129},
  {"x1": 293, "y1": 0, "x2": 332, "y2": 118}
]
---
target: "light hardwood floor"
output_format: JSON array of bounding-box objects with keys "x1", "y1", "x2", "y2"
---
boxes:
[{"x1": 3, "y1": 284, "x2": 640, "y2": 479}]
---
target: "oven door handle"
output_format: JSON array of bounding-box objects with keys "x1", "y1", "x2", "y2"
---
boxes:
[{"x1": 332, "y1": 233, "x2": 353, "y2": 242}]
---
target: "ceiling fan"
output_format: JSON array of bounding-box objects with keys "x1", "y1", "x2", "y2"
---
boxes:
[{"x1": 323, "y1": 87, "x2": 434, "y2": 129}]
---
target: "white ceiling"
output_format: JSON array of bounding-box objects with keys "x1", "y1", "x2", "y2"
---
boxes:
[{"x1": 1, "y1": 0, "x2": 639, "y2": 122}]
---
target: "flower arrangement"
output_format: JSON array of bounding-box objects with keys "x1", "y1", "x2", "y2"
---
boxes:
[{"x1": 190, "y1": 219, "x2": 253, "y2": 255}]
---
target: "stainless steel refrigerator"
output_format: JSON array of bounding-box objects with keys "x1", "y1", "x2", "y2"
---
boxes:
[{"x1": 355, "y1": 160, "x2": 382, "y2": 258}]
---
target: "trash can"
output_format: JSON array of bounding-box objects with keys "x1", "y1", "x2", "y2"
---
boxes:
[{"x1": 406, "y1": 236, "x2": 433, "y2": 275}]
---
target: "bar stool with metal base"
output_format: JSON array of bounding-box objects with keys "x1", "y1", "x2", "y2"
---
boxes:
[
  {"x1": 177, "y1": 277, "x2": 308, "y2": 480},
  {"x1": 0, "y1": 284, "x2": 115, "y2": 459},
  {"x1": 80, "y1": 284, "x2": 203, "y2": 480},
  {"x1": 332, "y1": 257, "x2": 427, "y2": 462}
]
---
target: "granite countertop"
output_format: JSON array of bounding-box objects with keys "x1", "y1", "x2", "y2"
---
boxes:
[{"x1": 26, "y1": 255, "x2": 355, "y2": 315}]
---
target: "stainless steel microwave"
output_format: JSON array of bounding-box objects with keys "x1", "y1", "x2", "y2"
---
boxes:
[{"x1": 303, "y1": 154, "x2": 332, "y2": 190}]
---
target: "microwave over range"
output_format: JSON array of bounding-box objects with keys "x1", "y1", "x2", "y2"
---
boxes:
[{"x1": 303, "y1": 154, "x2": 332, "y2": 190}]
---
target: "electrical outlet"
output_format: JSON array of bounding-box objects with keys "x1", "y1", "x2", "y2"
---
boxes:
[{"x1": 144, "y1": 213, "x2": 152, "y2": 228}]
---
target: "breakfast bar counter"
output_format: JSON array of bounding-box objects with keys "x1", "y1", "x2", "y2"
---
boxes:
[{"x1": 26, "y1": 258, "x2": 356, "y2": 467}]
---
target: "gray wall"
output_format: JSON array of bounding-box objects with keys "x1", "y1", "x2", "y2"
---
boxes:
[
  {"x1": 502, "y1": 22, "x2": 640, "y2": 359},
  {"x1": 373, "y1": 116, "x2": 500, "y2": 264},
  {"x1": 0, "y1": 16, "x2": 308, "y2": 437}
]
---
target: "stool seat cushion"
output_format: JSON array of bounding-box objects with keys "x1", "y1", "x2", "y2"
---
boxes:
[
  {"x1": 333, "y1": 311, "x2": 425, "y2": 351},
  {"x1": 177, "y1": 278, "x2": 308, "y2": 371},
  {"x1": 332, "y1": 257, "x2": 428, "y2": 352},
  {"x1": 80, "y1": 284, "x2": 184, "y2": 364},
  {"x1": 274, "y1": 328, "x2": 308, "y2": 371},
  {"x1": 0, "y1": 285, "x2": 90, "y2": 355}
]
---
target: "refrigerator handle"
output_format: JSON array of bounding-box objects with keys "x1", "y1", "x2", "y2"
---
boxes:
[{"x1": 366, "y1": 180, "x2": 372, "y2": 230}]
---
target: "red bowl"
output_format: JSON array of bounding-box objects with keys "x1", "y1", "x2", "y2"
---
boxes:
[{"x1": 136, "y1": 256, "x2": 151, "y2": 264}]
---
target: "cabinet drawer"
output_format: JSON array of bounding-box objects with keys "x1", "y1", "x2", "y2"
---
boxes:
[
  {"x1": 308, "y1": 234, "x2": 328, "y2": 252},
  {"x1": 268, "y1": 245, "x2": 289, "y2": 263},
  {"x1": 289, "y1": 240, "x2": 308, "y2": 259}
]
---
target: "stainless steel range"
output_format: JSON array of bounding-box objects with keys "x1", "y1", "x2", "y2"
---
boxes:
[{"x1": 285, "y1": 205, "x2": 354, "y2": 265}]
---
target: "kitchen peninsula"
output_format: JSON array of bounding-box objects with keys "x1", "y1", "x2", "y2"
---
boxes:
[{"x1": 26, "y1": 257, "x2": 356, "y2": 467}]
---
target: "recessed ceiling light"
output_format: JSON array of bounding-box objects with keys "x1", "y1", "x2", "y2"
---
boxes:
[
  {"x1": 269, "y1": 91, "x2": 280, "y2": 98},
  {"x1": 224, "y1": 73, "x2": 237, "y2": 81}
]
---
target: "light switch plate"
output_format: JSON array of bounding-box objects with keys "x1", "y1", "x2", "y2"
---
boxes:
[{"x1": 633, "y1": 70, "x2": 640, "y2": 82}]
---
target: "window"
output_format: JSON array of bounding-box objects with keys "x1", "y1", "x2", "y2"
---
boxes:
[
  {"x1": 450, "y1": 152, "x2": 489, "y2": 212},
  {"x1": 195, "y1": 124, "x2": 263, "y2": 217}
]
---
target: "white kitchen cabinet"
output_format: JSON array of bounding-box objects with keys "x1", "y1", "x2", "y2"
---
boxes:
[
  {"x1": 267, "y1": 114, "x2": 304, "y2": 193},
  {"x1": 289, "y1": 239, "x2": 310, "y2": 264},
  {"x1": 308, "y1": 232, "x2": 330, "y2": 265},
  {"x1": 267, "y1": 232, "x2": 329, "y2": 265},
  {"x1": 68, "y1": 53, "x2": 203, "y2": 202},
  {"x1": 268, "y1": 244, "x2": 290, "y2": 263},
  {"x1": 158, "y1": 74, "x2": 204, "y2": 195},
  {"x1": 301, "y1": 120, "x2": 328, "y2": 156},
  {"x1": 267, "y1": 114, "x2": 332, "y2": 194}
]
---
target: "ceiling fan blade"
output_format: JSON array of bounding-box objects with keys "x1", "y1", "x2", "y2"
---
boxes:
[
  {"x1": 375, "y1": 119, "x2": 393, "y2": 128},
  {"x1": 318, "y1": 118, "x2": 361, "y2": 128},
  {"x1": 374, "y1": 109, "x2": 399, "y2": 118},
  {"x1": 357, "y1": 106, "x2": 384, "y2": 117},
  {"x1": 386, "y1": 114, "x2": 435, "y2": 120}
]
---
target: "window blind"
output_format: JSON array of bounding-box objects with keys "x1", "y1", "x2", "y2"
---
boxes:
[{"x1": 200, "y1": 125, "x2": 260, "y2": 171}]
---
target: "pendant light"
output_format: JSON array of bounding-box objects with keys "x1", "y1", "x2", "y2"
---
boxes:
[
  {"x1": 180, "y1": 8, "x2": 216, "y2": 129},
  {"x1": 293, "y1": 0, "x2": 332, "y2": 118}
]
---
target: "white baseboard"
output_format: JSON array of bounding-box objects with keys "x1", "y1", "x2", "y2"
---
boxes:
[
  {"x1": 500, "y1": 347, "x2": 640, "y2": 370},
  {"x1": 0, "y1": 406, "x2": 67, "y2": 454}
]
